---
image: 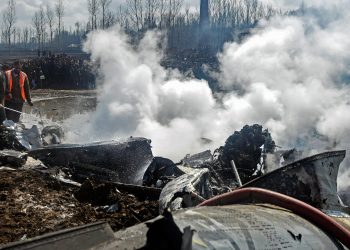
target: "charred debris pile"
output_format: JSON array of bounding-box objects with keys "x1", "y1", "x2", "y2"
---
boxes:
[
  {"x1": 0, "y1": 170, "x2": 158, "y2": 244},
  {"x1": 0, "y1": 122, "x2": 348, "y2": 245}
]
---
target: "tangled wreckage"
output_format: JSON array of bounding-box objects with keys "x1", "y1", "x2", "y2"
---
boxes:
[{"x1": 0, "y1": 123, "x2": 350, "y2": 249}]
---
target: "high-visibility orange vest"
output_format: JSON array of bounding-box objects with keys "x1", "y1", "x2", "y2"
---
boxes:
[{"x1": 5, "y1": 70, "x2": 27, "y2": 101}]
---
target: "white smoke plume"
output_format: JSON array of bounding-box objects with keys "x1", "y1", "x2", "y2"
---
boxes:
[
  {"x1": 64, "y1": 29, "x2": 221, "y2": 159},
  {"x1": 64, "y1": 3, "x2": 350, "y2": 189},
  {"x1": 218, "y1": 11, "x2": 350, "y2": 149}
]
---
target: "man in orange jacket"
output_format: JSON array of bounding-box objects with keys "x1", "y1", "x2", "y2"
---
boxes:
[
  {"x1": 5, "y1": 61, "x2": 33, "y2": 123},
  {"x1": 0, "y1": 64, "x2": 6, "y2": 124}
]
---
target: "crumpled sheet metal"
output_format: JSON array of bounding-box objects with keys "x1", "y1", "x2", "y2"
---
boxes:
[
  {"x1": 0, "y1": 126, "x2": 27, "y2": 151},
  {"x1": 18, "y1": 125, "x2": 43, "y2": 150},
  {"x1": 111, "y1": 204, "x2": 344, "y2": 250},
  {"x1": 159, "y1": 168, "x2": 212, "y2": 213},
  {"x1": 1, "y1": 122, "x2": 62, "y2": 151},
  {"x1": 3, "y1": 121, "x2": 43, "y2": 150},
  {"x1": 243, "y1": 150, "x2": 347, "y2": 212},
  {"x1": 29, "y1": 137, "x2": 153, "y2": 184},
  {"x1": 0, "y1": 222, "x2": 115, "y2": 250}
]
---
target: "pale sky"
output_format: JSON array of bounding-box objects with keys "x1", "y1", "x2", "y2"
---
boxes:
[{"x1": 0, "y1": 0, "x2": 200, "y2": 30}]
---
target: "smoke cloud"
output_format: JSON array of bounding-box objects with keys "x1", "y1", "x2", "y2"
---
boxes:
[
  {"x1": 64, "y1": 3, "x2": 350, "y2": 189},
  {"x1": 218, "y1": 11, "x2": 350, "y2": 149}
]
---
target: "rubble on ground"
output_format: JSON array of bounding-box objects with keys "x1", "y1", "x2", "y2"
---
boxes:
[
  {"x1": 0, "y1": 169, "x2": 159, "y2": 245},
  {"x1": 0, "y1": 121, "x2": 63, "y2": 152},
  {"x1": 145, "y1": 125, "x2": 277, "y2": 211},
  {"x1": 148, "y1": 125, "x2": 350, "y2": 215},
  {"x1": 0, "y1": 125, "x2": 159, "y2": 246},
  {"x1": 1, "y1": 121, "x2": 349, "y2": 247}
]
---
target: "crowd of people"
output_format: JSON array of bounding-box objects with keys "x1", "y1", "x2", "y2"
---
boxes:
[
  {"x1": 25, "y1": 54, "x2": 95, "y2": 89},
  {"x1": 3, "y1": 54, "x2": 96, "y2": 90},
  {"x1": 1, "y1": 49, "x2": 217, "y2": 91}
]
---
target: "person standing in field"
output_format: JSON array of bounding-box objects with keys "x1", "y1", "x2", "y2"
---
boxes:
[
  {"x1": 4, "y1": 61, "x2": 33, "y2": 123},
  {"x1": 0, "y1": 64, "x2": 6, "y2": 124}
]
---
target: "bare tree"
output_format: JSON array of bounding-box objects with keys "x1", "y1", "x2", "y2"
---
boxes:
[
  {"x1": 32, "y1": 6, "x2": 46, "y2": 54},
  {"x1": 145, "y1": 0, "x2": 159, "y2": 28},
  {"x1": 78, "y1": 0, "x2": 281, "y2": 49},
  {"x1": 22, "y1": 27, "x2": 29, "y2": 47},
  {"x1": 39, "y1": 5, "x2": 46, "y2": 52},
  {"x1": 12, "y1": 27, "x2": 16, "y2": 45},
  {"x1": 32, "y1": 11, "x2": 41, "y2": 52},
  {"x1": 55, "y1": 0, "x2": 64, "y2": 48},
  {"x1": 99, "y1": 0, "x2": 111, "y2": 29},
  {"x1": 46, "y1": 4, "x2": 55, "y2": 45},
  {"x1": 158, "y1": 0, "x2": 166, "y2": 29},
  {"x1": 15, "y1": 27, "x2": 22, "y2": 45},
  {"x1": 116, "y1": 5, "x2": 128, "y2": 28},
  {"x1": 2, "y1": 0, "x2": 16, "y2": 54},
  {"x1": 88, "y1": 0, "x2": 100, "y2": 30},
  {"x1": 105, "y1": 11, "x2": 116, "y2": 28},
  {"x1": 126, "y1": 0, "x2": 143, "y2": 31},
  {"x1": 167, "y1": 0, "x2": 183, "y2": 27}
]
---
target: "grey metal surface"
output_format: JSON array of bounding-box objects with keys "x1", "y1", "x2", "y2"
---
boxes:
[
  {"x1": 182, "y1": 150, "x2": 213, "y2": 168},
  {"x1": 243, "y1": 150, "x2": 347, "y2": 211},
  {"x1": 28, "y1": 137, "x2": 153, "y2": 184},
  {"x1": 0, "y1": 222, "x2": 115, "y2": 250},
  {"x1": 159, "y1": 168, "x2": 212, "y2": 213},
  {"x1": 111, "y1": 204, "x2": 345, "y2": 249}
]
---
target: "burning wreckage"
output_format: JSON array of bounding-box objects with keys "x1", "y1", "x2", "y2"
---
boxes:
[{"x1": 0, "y1": 123, "x2": 350, "y2": 249}]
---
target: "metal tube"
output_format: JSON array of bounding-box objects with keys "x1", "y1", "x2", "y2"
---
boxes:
[
  {"x1": 0, "y1": 104, "x2": 61, "y2": 128},
  {"x1": 0, "y1": 104, "x2": 25, "y2": 115},
  {"x1": 230, "y1": 160, "x2": 242, "y2": 187},
  {"x1": 0, "y1": 104, "x2": 46, "y2": 127}
]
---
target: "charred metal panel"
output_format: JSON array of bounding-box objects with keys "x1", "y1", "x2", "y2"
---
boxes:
[
  {"x1": 142, "y1": 157, "x2": 182, "y2": 187},
  {"x1": 111, "y1": 205, "x2": 345, "y2": 249},
  {"x1": 0, "y1": 222, "x2": 115, "y2": 250},
  {"x1": 243, "y1": 150, "x2": 347, "y2": 211},
  {"x1": 0, "y1": 150, "x2": 27, "y2": 168},
  {"x1": 28, "y1": 137, "x2": 153, "y2": 184}
]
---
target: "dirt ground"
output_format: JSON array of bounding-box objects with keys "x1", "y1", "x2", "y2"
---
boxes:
[
  {"x1": 0, "y1": 169, "x2": 159, "y2": 246},
  {"x1": 22, "y1": 89, "x2": 97, "y2": 122},
  {"x1": 30, "y1": 89, "x2": 96, "y2": 98}
]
